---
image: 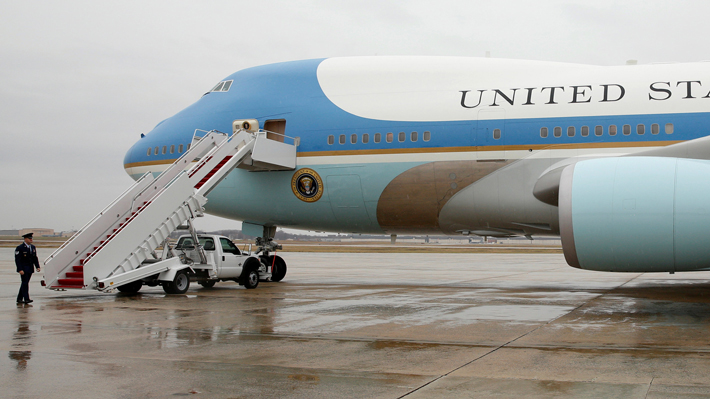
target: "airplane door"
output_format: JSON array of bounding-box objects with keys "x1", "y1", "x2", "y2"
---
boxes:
[
  {"x1": 218, "y1": 237, "x2": 242, "y2": 278},
  {"x1": 327, "y1": 175, "x2": 372, "y2": 230},
  {"x1": 477, "y1": 109, "x2": 506, "y2": 160}
]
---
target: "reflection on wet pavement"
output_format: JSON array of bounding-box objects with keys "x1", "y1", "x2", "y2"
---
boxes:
[{"x1": 1, "y1": 250, "x2": 710, "y2": 398}]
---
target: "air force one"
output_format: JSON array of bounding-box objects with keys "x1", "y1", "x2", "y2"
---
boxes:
[{"x1": 122, "y1": 56, "x2": 710, "y2": 274}]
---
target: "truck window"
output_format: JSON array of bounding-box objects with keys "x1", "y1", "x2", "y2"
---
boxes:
[
  {"x1": 199, "y1": 237, "x2": 215, "y2": 251},
  {"x1": 220, "y1": 238, "x2": 241, "y2": 255},
  {"x1": 176, "y1": 237, "x2": 194, "y2": 249}
]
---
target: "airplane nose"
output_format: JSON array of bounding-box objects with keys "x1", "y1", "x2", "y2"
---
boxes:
[{"x1": 123, "y1": 137, "x2": 142, "y2": 179}]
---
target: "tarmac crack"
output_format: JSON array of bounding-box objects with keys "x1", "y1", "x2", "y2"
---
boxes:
[{"x1": 397, "y1": 273, "x2": 644, "y2": 398}]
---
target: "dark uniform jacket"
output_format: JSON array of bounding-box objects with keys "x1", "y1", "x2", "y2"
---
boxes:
[{"x1": 15, "y1": 243, "x2": 39, "y2": 274}]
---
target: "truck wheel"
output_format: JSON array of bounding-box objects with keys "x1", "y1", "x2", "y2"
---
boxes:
[
  {"x1": 199, "y1": 280, "x2": 216, "y2": 288},
  {"x1": 269, "y1": 256, "x2": 287, "y2": 282},
  {"x1": 163, "y1": 269, "x2": 190, "y2": 294},
  {"x1": 117, "y1": 280, "x2": 143, "y2": 294},
  {"x1": 240, "y1": 268, "x2": 259, "y2": 289}
]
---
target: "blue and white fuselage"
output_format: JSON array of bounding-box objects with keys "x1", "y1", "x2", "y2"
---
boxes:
[{"x1": 123, "y1": 57, "x2": 710, "y2": 272}]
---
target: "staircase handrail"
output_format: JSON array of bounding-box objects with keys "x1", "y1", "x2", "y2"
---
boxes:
[
  {"x1": 255, "y1": 129, "x2": 300, "y2": 146},
  {"x1": 44, "y1": 171, "x2": 154, "y2": 265}
]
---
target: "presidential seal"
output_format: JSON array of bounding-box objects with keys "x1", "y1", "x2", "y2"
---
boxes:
[{"x1": 291, "y1": 168, "x2": 323, "y2": 202}]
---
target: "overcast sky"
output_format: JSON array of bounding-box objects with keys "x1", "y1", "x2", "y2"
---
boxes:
[{"x1": 1, "y1": 0, "x2": 709, "y2": 233}]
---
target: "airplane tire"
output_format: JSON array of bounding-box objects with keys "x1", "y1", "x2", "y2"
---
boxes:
[
  {"x1": 117, "y1": 280, "x2": 143, "y2": 294},
  {"x1": 163, "y1": 269, "x2": 190, "y2": 294},
  {"x1": 269, "y1": 256, "x2": 287, "y2": 282}
]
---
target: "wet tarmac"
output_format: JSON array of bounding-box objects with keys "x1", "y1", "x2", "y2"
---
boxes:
[{"x1": 2, "y1": 248, "x2": 710, "y2": 398}]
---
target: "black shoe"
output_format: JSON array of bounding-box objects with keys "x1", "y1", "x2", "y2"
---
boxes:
[{"x1": 24, "y1": 300, "x2": 33, "y2": 304}]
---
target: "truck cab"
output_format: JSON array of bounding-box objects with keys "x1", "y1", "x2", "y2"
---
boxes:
[{"x1": 172, "y1": 234, "x2": 260, "y2": 290}]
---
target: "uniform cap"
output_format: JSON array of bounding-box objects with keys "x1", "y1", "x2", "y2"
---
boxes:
[{"x1": 22, "y1": 233, "x2": 33, "y2": 239}]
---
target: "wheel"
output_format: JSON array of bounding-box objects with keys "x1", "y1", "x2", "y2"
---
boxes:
[
  {"x1": 117, "y1": 280, "x2": 142, "y2": 294},
  {"x1": 242, "y1": 269, "x2": 259, "y2": 289},
  {"x1": 162, "y1": 269, "x2": 190, "y2": 294},
  {"x1": 199, "y1": 280, "x2": 216, "y2": 288},
  {"x1": 269, "y1": 255, "x2": 287, "y2": 282}
]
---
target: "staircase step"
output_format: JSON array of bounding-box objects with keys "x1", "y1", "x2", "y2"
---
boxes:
[
  {"x1": 73, "y1": 265, "x2": 84, "y2": 271},
  {"x1": 66, "y1": 272, "x2": 83, "y2": 278}
]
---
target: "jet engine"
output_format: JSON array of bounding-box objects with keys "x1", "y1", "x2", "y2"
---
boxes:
[{"x1": 558, "y1": 156, "x2": 710, "y2": 273}]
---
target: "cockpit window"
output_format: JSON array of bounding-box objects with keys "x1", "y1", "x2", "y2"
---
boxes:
[{"x1": 207, "y1": 80, "x2": 233, "y2": 93}]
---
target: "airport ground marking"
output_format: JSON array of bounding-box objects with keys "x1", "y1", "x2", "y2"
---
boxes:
[{"x1": 397, "y1": 272, "x2": 644, "y2": 398}]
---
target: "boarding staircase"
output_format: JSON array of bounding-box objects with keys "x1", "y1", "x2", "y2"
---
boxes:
[{"x1": 43, "y1": 128, "x2": 297, "y2": 291}]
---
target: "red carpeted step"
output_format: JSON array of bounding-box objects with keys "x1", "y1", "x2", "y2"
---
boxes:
[
  {"x1": 58, "y1": 278, "x2": 84, "y2": 286},
  {"x1": 66, "y1": 272, "x2": 83, "y2": 278},
  {"x1": 73, "y1": 265, "x2": 84, "y2": 271}
]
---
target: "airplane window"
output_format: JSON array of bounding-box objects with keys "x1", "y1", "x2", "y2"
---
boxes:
[
  {"x1": 609, "y1": 125, "x2": 617, "y2": 136},
  {"x1": 595, "y1": 125, "x2": 603, "y2": 136},
  {"x1": 375, "y1": 133, "x2": 381, "y2": 143},
  {"x1": 581, "y1": 126, "x2": 589, "y2": 137},
  {"x1": 567, "y1": 127, "x2": 575, "y2": 137},
  {"x1": 423, "y1": 131, "x2": 431, "y2": 141},
  {"x1": 221, "y1": 80, "x2": 232, "y2": 91},
  {"x1": 211, "y1": 82, "x2": 225, "y2": 92},
  {"x1": 170, "y1": 145, "x2": 175, "y2": 154},
  {"x1": 386, "y1": 132, "x2": 393, "y2": 143},
  {"x1": 362, "y1": 133, "x2": 369, "y2": 143},
  {"x1": 154, "y1": 146, "x2": 159, "y2": 155},
  {"x1": 146, "y1": 148, "x2": 151, "y2": 156},
  {"x1": 623, "y1": 124, "x2": 631, "y2": 135},
  {"x1": 540, "y1": 127, "x2": 548, "y2": 138},
  {"x1": 327, "y1": 135, "x2": 334, "y2": 145},
  {"x1": 178, "y1": 144, "x2": 184, "y2": 153},
  {"x1": 162, "y1": 146, "x2": 167, "y2": 154},
  {"x1": 665, "y1": 123, "x2": 674, "y2": 134},
  {"x1": 637, "y1": 124, "x2": 645, "y2": 135},
  {"x1": 493, "y1": 129, "x2": 501, "y2": 140},
  {"x1": 411, "y1": 131, "x2": 418, "y2": 142},
  {"x1": 187, "y1": 144, "x2": 191, "y2": 150},
  {"x1": 553, "y1": 127, "x2": 562, "y2": 137},
  {"x1": 651, "y1": 124, "x2": 660, "y2": 135},
  {"x1": 398, "y1": 132, "x2": 405, "y2": 142},
  {"x1": 351, "y1": 134, "x2": 357, "y2": 144},
  {"x1": 339, "y1": 134, "x2": 346, "y2": 144}
]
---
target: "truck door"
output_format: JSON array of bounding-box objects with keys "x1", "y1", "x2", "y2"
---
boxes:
[{"x1": 218, "y1": 237, "x2": 243, "y2": 278}]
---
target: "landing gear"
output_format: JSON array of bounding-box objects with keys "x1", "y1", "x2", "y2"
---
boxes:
[
  {"x1": 253, "y1": 226, "x2": 288, "y2": 283},
  {"x1": 264, "y1": 255, "x2": 287, "y2": 282},
  {"x1": 163, "y1": 269, "x2": 190, "y2": 294}
]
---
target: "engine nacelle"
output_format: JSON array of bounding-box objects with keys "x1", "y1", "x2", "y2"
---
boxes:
[{"x1": 559, "y1": 156, "x2": 710, "y2": 272}]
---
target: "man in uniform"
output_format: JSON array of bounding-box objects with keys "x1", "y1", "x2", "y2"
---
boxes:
[{"x1": 15, "y1": 233, "x2": 40, "y2": 304}]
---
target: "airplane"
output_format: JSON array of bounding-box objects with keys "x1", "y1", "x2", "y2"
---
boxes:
[{"x1": 122, "y1": 56, "x2": 710, "y2": 275}]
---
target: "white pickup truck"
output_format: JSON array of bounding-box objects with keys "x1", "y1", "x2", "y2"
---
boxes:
[{"x1": 116, "y1": 234, "x2": 287, "y2": 294}]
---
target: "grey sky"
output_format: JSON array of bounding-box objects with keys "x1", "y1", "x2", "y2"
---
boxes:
[{"x1": 1, "y1": 0, "x2": 709, "y2": 232}]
